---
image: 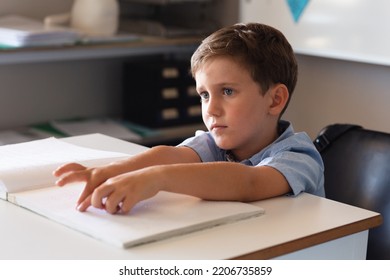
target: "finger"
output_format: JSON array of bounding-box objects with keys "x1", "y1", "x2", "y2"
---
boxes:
[
  {"x1": 53, "y1": 163, "x2": 86, "y2": 177},
  {"x1": 76, "y1": 194, "x2": 92, "y2": 212},
  {"x1": 55, "y1": 170, "x2": 89, "y2": 186},
  {"x1": 90, "y1": 184, "x2": 114, "y2": 211},
  {"x1": 104, "y1": 192, "x2": 126, "y2": 214},
  {"x1": 76, "y1": 182, "x2": 97, "y2": 206},
  {"x1": 120, "y1": 196, "x2": 139, "y2": 214}
]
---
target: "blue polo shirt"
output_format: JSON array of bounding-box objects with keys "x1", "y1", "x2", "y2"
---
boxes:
[{"x1": 178, "y1": 121, "x2": 325, "y2": 197}]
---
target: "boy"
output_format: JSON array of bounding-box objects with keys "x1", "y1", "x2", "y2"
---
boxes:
[{"x1": 54, "y1": 23, "x2": 324, "y2": 214}]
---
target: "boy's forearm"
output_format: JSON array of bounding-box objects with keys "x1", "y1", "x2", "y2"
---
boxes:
[
  {"x1": 106, "y1": 145, "x2": 200, "y2": 177},
  {"x1": 155, "y1": 162, "x2": 290, "y2": 202}
]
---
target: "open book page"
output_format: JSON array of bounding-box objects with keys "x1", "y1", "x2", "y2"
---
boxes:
[
  {"x1": 9, "y1": 183, "x2": 264, "y2": 248},
  {"x1": 0, "y1": 137, "x2": 129, "y2": 195}
]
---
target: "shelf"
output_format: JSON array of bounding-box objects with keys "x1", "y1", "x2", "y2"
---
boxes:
[
  {"x1": 0, "y1": 122, "x2": 206, "y2": 147},
  {"x1": 0, "y1": 36, "x2": 201, "y2": 65}
]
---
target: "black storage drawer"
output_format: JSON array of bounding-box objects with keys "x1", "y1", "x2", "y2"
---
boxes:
[{"x1": 123, "y1": 59, "x2": 202, "y2": 127}]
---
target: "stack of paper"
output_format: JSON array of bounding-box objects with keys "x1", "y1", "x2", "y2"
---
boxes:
[{"x1": 0, "y1": 15, "x2": 79, "y2": 48}]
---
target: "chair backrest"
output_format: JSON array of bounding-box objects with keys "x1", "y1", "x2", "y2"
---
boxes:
[{"x1": 314, "y1": 124, "x2": 390, "y2": 259}]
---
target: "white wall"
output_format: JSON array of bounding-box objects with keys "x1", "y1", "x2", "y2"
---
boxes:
[
  {"x1": 284, "y1": 54, "x2": 390, "y2": 139},
  {"x1": 239, "y1": 0, "x2": 390, "y2": 67}
]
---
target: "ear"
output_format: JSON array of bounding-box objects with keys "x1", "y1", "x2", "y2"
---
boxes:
[{"x1": 268, "y1": 84, "x2": 289, "y2": 116}]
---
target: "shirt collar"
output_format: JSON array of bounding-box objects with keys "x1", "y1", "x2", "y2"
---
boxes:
[{"x1": 224, "y1": 120, "x2": 294, "y2": 164}]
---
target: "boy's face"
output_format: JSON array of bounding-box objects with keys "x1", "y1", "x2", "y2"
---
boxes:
[{"x1": 195, "y1": 56, "x2": 278, "y2": 160}]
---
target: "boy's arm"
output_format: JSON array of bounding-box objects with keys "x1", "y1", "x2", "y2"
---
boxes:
[
  {"x1": 54, "y1": 145, "x2": 201, "y2": 207},
  {"x1": 77, "y1": 161, "x2": 290, "y2": 214},
  {"x1": 55, "y1": 145, "x2": 201, "y2": 185},
  {"x1": 105, "y1": 145, "x2": 202, "y2": 175},
  {"x1": 156, "y1": 162, "x2": 290, "y2": 202}
]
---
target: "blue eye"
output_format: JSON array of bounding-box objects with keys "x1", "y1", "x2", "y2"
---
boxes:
[
  {"x1": 223, "y1": 88, "x2": 233, "y2": 96},
  {"x1": 199, "y1": 92, "x2": 209, "y2": 102}
]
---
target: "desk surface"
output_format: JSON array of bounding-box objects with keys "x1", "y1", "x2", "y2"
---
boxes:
[{"x1": 0, "y1": 134, "x2": 382, "y2": 260}]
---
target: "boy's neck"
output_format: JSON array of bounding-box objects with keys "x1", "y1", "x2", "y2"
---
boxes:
[{"x1": 230, "y1": 123, "x2": 280, "y2": 162}]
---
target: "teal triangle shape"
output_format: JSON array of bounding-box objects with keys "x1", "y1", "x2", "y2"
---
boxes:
[{"x1": 286, "y1": 0, "x2": 310, "y2": 22}]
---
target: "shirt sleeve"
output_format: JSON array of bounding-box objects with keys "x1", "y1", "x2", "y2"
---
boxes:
[
  {"x1": 257, "y1": 134, "x2": 325, "y2": 197},
  {"x1": 177, "y1": 131, "x2": 225, "y2": 162}
]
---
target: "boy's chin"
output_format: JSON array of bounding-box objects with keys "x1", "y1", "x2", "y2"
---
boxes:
[{"x1": 214, "y1": 139, "x2": 234, "y2": 151}]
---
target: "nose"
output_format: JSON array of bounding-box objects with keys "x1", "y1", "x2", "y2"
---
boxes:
[{"x1": 204, "y1": 95, "x2": 222, "y2": 117}]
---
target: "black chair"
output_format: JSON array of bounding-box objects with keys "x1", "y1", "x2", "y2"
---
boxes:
[{"x1": 314, "y1": 124, "x2": 390, "y2": 259}]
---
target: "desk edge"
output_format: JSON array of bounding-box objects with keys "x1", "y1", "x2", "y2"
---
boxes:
[{"x1": 231, "y1": 214, "x2": 383, "y2": 260}]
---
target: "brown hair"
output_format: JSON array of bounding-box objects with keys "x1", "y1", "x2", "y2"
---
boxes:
[{"x1": 191, "y1": 23, "x2": 298, "y2": 115}]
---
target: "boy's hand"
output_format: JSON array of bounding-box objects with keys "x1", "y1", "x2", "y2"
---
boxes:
[
  {"x1": 78, "y1": 167, "x2": 160, "y2": 214},
  {"x1": 53, "y1": 163, "x2": 160, "y2": 214},
  {"x1": 53, "y1": 163, "x2": 110, "y2": 212}
]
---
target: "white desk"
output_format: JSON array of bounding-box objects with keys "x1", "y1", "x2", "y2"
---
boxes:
[{"x1": 0, "y1": 134, "x2": 382, "y2": 260}]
